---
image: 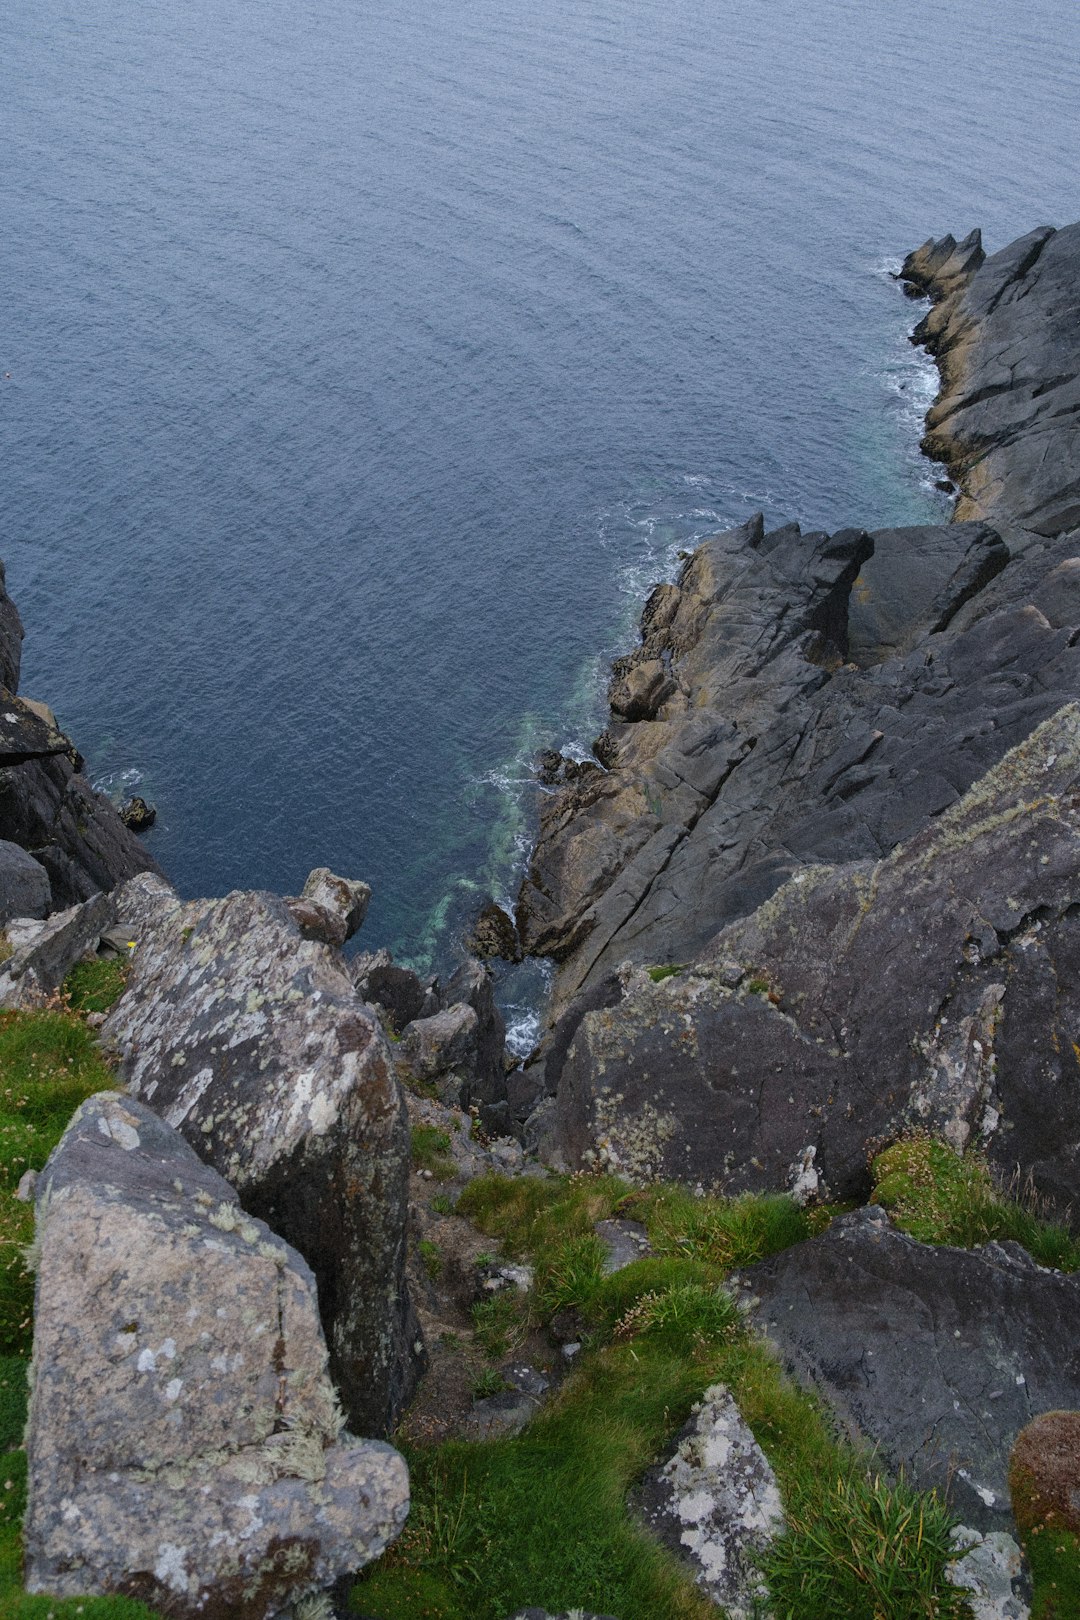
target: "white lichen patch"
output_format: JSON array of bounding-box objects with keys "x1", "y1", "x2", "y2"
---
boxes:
[
  {"x1": 642, "y1": 1383, "x2": 784, "y2": 1620},
  {"x1": 585, "y1": 1090, "x2": 679, "y2": 1182}
]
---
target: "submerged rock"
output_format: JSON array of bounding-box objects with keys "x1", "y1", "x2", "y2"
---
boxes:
[
  {"x1": 740, "y1": 1207, "x2": 1080, "y2": 1534},
  {"x1": 24, "y1": 1092, "x2": 408, "y2": 1618},
  {"x1": 103, "y1": 872, "x2": 423, "y2": 1435}
]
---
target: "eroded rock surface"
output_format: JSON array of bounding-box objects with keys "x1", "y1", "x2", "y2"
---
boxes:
[
  {"x1": 103, "y1": 873, "x2": 423, "y2": 1435},
  {"x1": 24, "y1": 1092, "x2": 408, "y2": 1619},
  {"x1": 739, "y1": 1207, "x2": 1080, "y2": 1534},
  {"x1": 554, "y1": 704, "x2": 1080, "y2": 1212}
]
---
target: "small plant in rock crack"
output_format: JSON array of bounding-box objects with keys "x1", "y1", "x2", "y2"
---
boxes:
[
  {"x1": 418, "y1": 1239, "x2": 443, "y2": 1280},
  {"x1": 471, "y1": 1368, "x2": 508, "y2": 1400}
]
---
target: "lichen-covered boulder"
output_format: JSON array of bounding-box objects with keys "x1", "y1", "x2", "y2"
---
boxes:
[
  {"x1": 637, "y1": 1384, "x2": 783, "y2": 1617},
  {"x1": 0, "y1": 891, "x2": 112, "y2": 1009},
  {"x1": 103, "y1": 873, "x2": 423, "y2": 1435},
  {"x1": 286, "y1": 867, "x2": 371, "y2": 947},
  {"x1": 24, "y1": 1092, "x2": 409, "y2": 1618}
]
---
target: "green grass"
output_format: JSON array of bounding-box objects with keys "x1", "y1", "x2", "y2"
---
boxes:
[
  {"x1": 358, "y1": 1172, "x2": 971, "y2": 1620},
  {"x1": 1021, "y1": 1526, "x2": 1080, "y2": 1619},
  {"x1": 61, "y1": 959, "x2": 127, "y2": 1015},
  {"x1": 0, "y1": 999, "x2": 158, "y2": 1618},
  {"x1": 871, "y1": 1136, "x2": 1080, "y2": 1271},
  {"x1": 647, "y1": 964, "x2": 685, "y2": 984},
  {"x1": 419, "y1": 1239, "x2": 443, "y2": 1281},
  {"x1": 411, "y1": 1126, "x2": 457, "y2": 1182}
]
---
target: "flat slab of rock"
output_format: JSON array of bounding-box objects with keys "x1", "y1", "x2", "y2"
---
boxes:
[
  {"x1": 637, "y1": 1384, "x2": 783, "y2": 1618},
  {"x1": 740, "y1": 1207, "x2": 1080, "y2": 1533},
  {"x1": 103, "y1": 873, "x2": 422, "y2": 1434},
  {"x1": 24, "y1": 1093, "x2": 408, "y2": 1619}
]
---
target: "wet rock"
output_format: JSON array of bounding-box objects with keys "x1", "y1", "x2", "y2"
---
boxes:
[
  {"x1": 286, "y1": 867, "x2": 371, "y2": 947},
  {"x1": 1009, "y1": 1410, "x2": 1080, "y2": 1536},
  {"x1": 119, "y1": 795, "x2": 156, "y2": 832},
  {"x1": 0, "y1": 892, "x2": 113, "y2": 1009},
  {"x1": 0, "y1": 837, "x2": 51, "y2": 925},
  {"x1": 948, "y1": 1528, "x2": 1030, "y2": 1620},
  {"x1": 103, "y1": 872, "x2": 423, "y2": 1436},
  {"x1": 637, "y1": 1384, "x2": 783, "y2": 1619},
  {"x1": 902, "y1": 224, "x2": 1080, "y2": 537},
  {"x1": 555, "y1": 705, "x2": 1080, "y2": 1213},
  {"x1": 24, "y1": 1092, "x2": 408, "y2": 1618},
  {"x1": 740, "y1": 1208, "x2": 1080, "y2": 1533},
  {"x1": 468, "y1": 899, "x2": 523, "y2": 962}
]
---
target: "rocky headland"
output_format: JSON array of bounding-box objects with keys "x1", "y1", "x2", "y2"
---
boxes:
[{"x1": 2, "y1": 220, "x2": 1080, "y2": 1620}]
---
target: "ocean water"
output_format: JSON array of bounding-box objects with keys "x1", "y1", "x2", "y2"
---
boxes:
[{"x1": 3, "y1": 0, "x2": 1078, "y2": 1022}]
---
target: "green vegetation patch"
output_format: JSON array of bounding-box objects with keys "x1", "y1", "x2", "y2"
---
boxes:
[
  {"x1": 1020, "y1": 1525, "x2": 1080, "y2": 1619},
  {"x1": 361, "y1": 1171, "x2": 969, "y2": 1620},
  {"x1": 871, "y1": 1136, "x2": 1080, "y2": 1270},
  {"x1": 646, "y1": 964, "x2": 686, "y2": 984},
  {"x1": 411, "y1": 1125, "x2": 457, "y2": 1182},
  {"x1": 62, "y1": 958, "x2": 128, "y2": 1015},
  {"x1": 0, "y1": 1008, "x2": 119, "y2": 1356}
]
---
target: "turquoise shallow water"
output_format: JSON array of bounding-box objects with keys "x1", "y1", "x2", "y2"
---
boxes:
[{"x1": 2, "y1": 0, "x2": 1078, "y2": 1030}]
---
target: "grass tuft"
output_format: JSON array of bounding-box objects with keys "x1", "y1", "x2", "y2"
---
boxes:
[
  {"x1": 62, "y1": 958, "x2": 128, "y2": 1015},
  {"x1": 871, "y1": 1136, "x2": 1080, "y2": 1270},
  {"x1": 411, "y1": 1125, "x2": 457, "y2": 1182}
]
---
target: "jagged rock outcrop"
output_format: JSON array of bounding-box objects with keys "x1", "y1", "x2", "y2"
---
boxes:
[
  {"x1": 554, "y1": 705, "x2": 1080, "y2": 1211},
  {"x1": 739, "y1": 1206, "x2": 1080, "y2": 1536},
  {"x1": 102, "y1": 872, "x2": 423, "y2": 1436},
  {"x1": 24, "y1": 1092, "x2": 408, "y2": 1618},
  {"x1": 0, "y1": 559, "x2": 161, "y2": 906},
  {"x1": 0, "y1": 892, "x2": 113, "y2": 1009},
  {"x1": 0, "y1": 837, "x2": 51, "y2": 925},
  {"x1": 900, "y1": 223, "x2": 1080, "y2": 536}
]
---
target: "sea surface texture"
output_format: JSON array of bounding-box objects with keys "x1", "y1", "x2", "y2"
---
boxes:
[{"x1": 3, "y1": 0, "x2": 1077, "y2": 1029}]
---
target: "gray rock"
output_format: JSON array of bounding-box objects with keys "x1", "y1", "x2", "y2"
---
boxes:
[
  {"x1": 555, "y1": 705, "x2": 1080, "y2": 1214},
  {"x1": 352, "y1": 947, "x2": 440, "y2": 1033},
  {"x1": 399, "y1": 1004, "x2": 479, "y2": 1082},
  {"x1": 24, "y1": 1092, "x2": 408, "y2": 1618},
  {"x1": 286, "y1": 867, "x2": 371, "y2": 947},
  {"x1": 740, "y1": 1208, "x2": 1080, "y2": 1533},
  {"x1": 463, "y1": 1388, "x2": 540, "y2": 1441},
  {"x1": 443, "y1": 956, "x2": 509, "y2": 1123},
  {"x1": 0, "y1": 891, "x2": 113, "y2": 1009},
  {"x1": 637, "y1": 1384, "x2": 783, "y2": 1618},
  {"x1": 0, "y1": 558, "x2": 24, "y2": 693},
  {"x1": 0, "y1": 837, "x2": 51, "y2": 925},
  {"x1": 948, "y1": 1528, "x2": 1030, "y2": 1620},
  {"x1": 902, "y1": 224, "x2": 1080, "y2": 538},
  {"x1": 594, "y1": 1219, "x2": 652, "y2": 1274},
  {"x1": 103, "y1": 872, "x2": 423, "y2": 1435}
]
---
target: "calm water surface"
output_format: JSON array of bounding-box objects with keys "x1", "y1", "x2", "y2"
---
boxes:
[{"x1": 3, "y1": 0, "x2": 1078, "y2": 1034}]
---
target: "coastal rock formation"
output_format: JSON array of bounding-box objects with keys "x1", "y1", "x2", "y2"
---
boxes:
[
  {"x1": 901, "y1": 224, "x2": 1080, "y2": 536},
  {"x1": 0, "y1": 892, "x2": 114, "y2": 1010},
  {"x1": 24, "y1": 1092, "x2": 408, "y2": 1617},
  {"x1": 553, "y1": 704, "x2": 1080, "y2": 1210},
  {"x1": 0, "y1": 559, "x2": 161, "y2": 907},
  {"x1": 739, "y1": 1207, "x2": 1080, "y2": 1535},
  {"x1": 0, "y1": 837, "x2": 51, "y2": 925},
  {"x1": 102, "y1": 871, "x2": 423, "y2": 1436}
]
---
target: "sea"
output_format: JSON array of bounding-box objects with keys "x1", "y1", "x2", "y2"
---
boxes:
[{"x1": 3, "y1": 0, "x2": 1078, "y2": 1048}]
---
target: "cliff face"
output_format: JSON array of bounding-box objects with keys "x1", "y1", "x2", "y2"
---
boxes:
[
  {"x1": 0, "y1": 560, "x2": 161, "y2": 913},
  {"x1": 510, "y1": 221, "x2": 1080, "y2": 1215}
]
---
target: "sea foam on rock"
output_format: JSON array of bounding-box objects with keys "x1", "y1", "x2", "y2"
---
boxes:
[
  {"x1": 24, "y1": 1092, "x2": 408, "y2": 1618},
  {"x1": 103, "y1": 871, "x2": 423, "y2": 1436}
]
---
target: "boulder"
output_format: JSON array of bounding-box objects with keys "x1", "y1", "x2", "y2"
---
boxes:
[
  {"x1": 947, "y1": 1529, "x2": 1029, "y2": 1620},
  {"x1": 0, "y1": 891, "x2": 112, "y2": 1009},
  {"x1": 468, "y1": 900, "x2": 523, "y2": 963},
  {"x1": 352, "y1": 947, "x2": 440, "y2": 1032},
  {"x1": 286, "y1": 867, "x2": 371, "y2": 947},
  {"x1": 0, "y1": 837, "x2": 51, "y2": 925},
  {"x1": 739, "y1": 1207, "x2": 1080, "y2": 1534},
  {"x1": 24, "y1": 1092, "x2": 408, "y2": 1618},
  {"x1": 637, "y1": 1384, "x2": 782, "y2": 1618},
  {"x1": 119, "y1": 795, "x2": 156, "y2": 832},
  {"x1": 554, "y1": 704, "x2": 1080, "y2": 1214},
  {"x1": 103, "y1": 873, "x2": 423, "y2": 1435},
  {"x1": 399, "y1": 1004, "x2": 479, "y2": 1088}
]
